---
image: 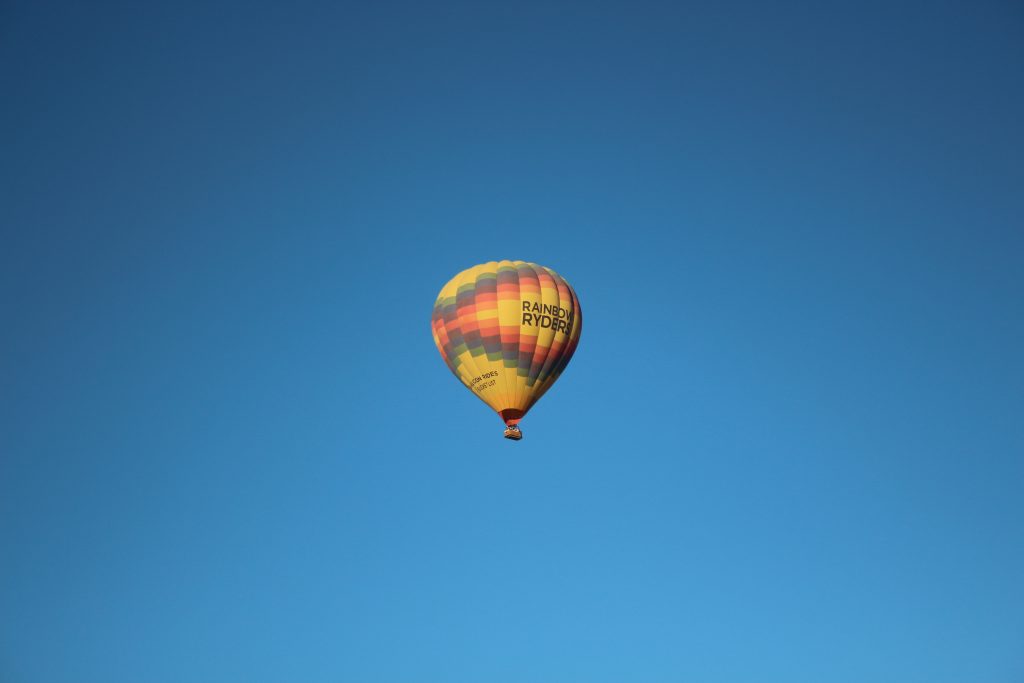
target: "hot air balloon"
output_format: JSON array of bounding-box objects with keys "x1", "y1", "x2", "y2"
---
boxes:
[{"x1": 431, "y1": 261, "x2": 582, "y2": 440}]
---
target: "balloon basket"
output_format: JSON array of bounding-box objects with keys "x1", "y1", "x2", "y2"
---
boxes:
[{"x1": 503, "y1": 426, "x2": 523, "y2": 441}]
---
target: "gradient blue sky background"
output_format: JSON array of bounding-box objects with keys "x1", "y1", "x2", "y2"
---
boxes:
[{"x1": 3, "y1": 2, "x2": 1023, "y2": 681}]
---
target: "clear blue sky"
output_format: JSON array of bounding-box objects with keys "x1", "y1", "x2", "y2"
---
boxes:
[{"x1": 2, "y1": 2, "x2": 1022, "y2": 681}]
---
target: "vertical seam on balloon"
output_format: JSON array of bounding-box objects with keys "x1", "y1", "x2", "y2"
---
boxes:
[
  {"x1": 499, "y1": 259, "x2": 519, "y2": 420},
  {"x1": 526, "y1": 262, "x2": 559, "y2": 409},
  {"x1": 493, "y1": 260, "x2": 509, "y2": 417},
  {"x1": 512, "y1": 259, "x2": 524, "y2": 417},
  {"x1": 453, "y1": 265, "x2": 491, "y2": 413},
  {"x1": 539, "y1": 272, "x2": 581, "y2": 409},
  {"x1": 514, "y1": 261, "x2": 538, "y2": 413},
  {"x1": 529, "y1": 268, "x2": 578, "y2": 411},
  {"x1": 536, "y1": 266, "x2": 566, "y2": 388},
  {"x1": 506, "y1": 260, "x2": 517, "y2": 416},
  {"x1": 493, "y1": 259, "x2": 507, "y2": 418},
  {"x1": 511, "y1": 260, "x2": 525, "y2": 415},
  {"x1": 529, "y1": 266, "x2": 562, "y2": 409},
  {"x1": 480, "y1": 261, "x2": 503, "y2": 414},
  {"x1": 522, "y1": 261, "x2": 546, "y2": 393}
]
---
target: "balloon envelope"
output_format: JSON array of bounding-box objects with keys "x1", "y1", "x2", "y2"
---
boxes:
[{"x1": 431, "y1": 261, "x2": 582, "y2": 437}]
